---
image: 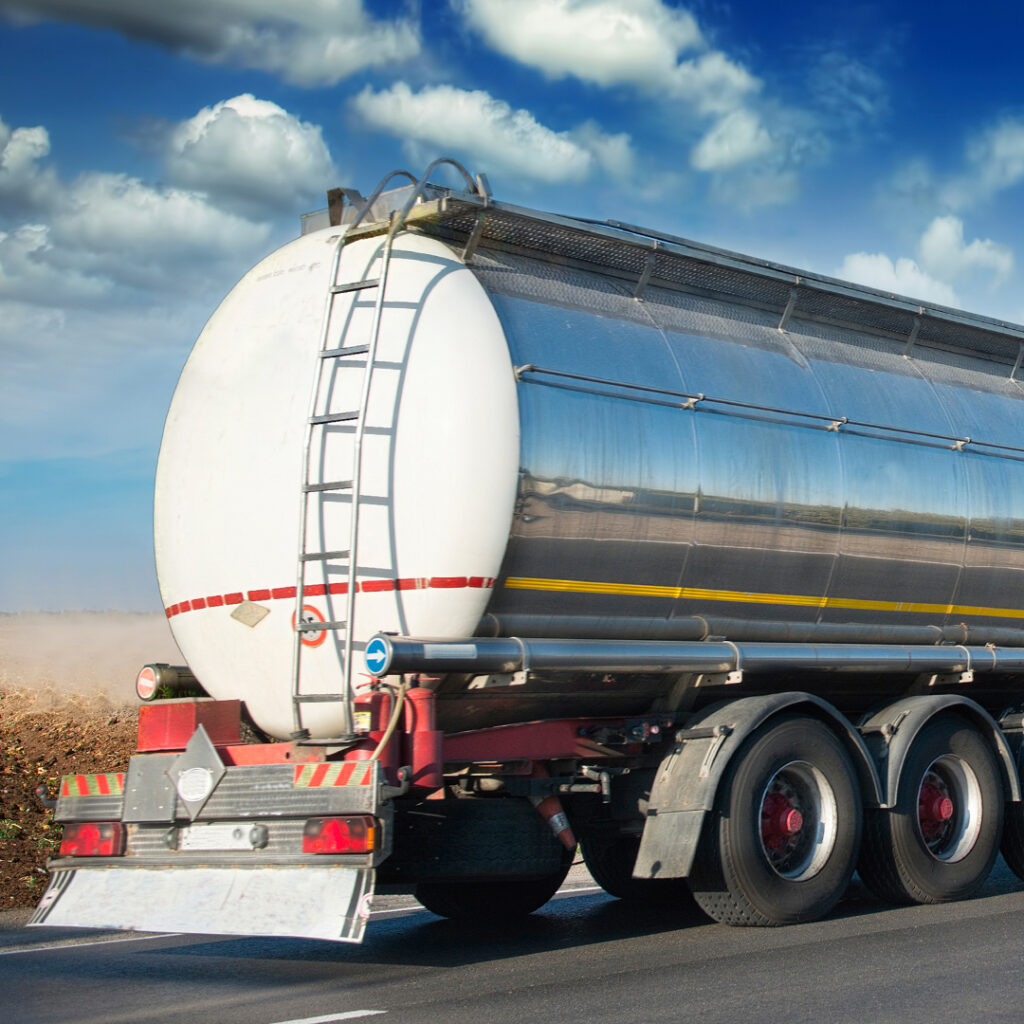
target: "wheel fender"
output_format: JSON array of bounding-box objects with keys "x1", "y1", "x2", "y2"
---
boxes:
[
  {"x1": 859, "y1": 695, "x2": 1021, "y2": 808},
  {"x1": 634, "y1": 692, "x2": 881, "y2": 881}
]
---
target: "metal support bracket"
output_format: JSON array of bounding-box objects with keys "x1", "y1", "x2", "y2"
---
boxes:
[
  {"x1": 922, "y1": 670, "x2": 975, "y2": 687},
  {"x1": 903, "y1": 311, "x2": 923, "y2": 357},
  {"x1": 327, "y1": 187, "x2": 345, "y2": 227},
  {"x1": 698, "y1": 669, "x2": 743, "y2": 686},
  {"x1": 778, "y1": 281, "x2": 801, "y2": 332},
  {"x1": 1011, "y1": 342, "x2": 1024, "y2": 382},
  {"x1": 466, "y1": 671, "x2": 527, "y2": 689},
  {"x1": 634, "y1": 245, "x2": 658, "y2": 299},
  {"x1": 462, "y1": 211, "x2": 487, "y2": 264}
]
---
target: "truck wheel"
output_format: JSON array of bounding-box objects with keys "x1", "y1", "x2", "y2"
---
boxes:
[
  {"x1": 688, "y1": 715, "x2": 861, "y2": 926},
  {"x1": 414, "y1": 850, "x2": 573, "y2": 920},
  {"x1": 581, "y1": 835, "x2": 694, "y2": 904},
  {"x1": 859, "y1": 715, "x2": 1002, "y2": 904}
]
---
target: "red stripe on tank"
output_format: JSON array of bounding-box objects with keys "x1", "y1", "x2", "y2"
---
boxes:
[{"x1": 165, "y1": 576, "x2": 495, "y2": 618}]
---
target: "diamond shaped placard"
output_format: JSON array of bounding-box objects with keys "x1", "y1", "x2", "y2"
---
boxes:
[{"x1": 169, "y1": 724, "x2": 226, "y2": 821}]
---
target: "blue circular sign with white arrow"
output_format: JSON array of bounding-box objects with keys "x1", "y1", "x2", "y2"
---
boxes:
[{"x1": 364, "y1": 636, "x2": 390, "y2": 676}]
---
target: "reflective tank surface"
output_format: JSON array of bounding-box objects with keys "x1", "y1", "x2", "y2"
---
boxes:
[
  {"x1": 155, "y1": 185, "x2": 1024, "y2": 738},
  {"x1": 475, "y1": 249, "x2": 1024, "y2": 640}
]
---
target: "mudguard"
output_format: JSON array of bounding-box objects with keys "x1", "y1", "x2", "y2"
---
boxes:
[
  {"x1": 859, "y1": 694, "x2": 1021, "y2": 806},
  {"x1": 634, "y1": 692, "x2": 882, "y2": 881}
]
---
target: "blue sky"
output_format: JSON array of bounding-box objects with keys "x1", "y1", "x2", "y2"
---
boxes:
[{"x1": 3, "y1": 0, "x2": 1024, "y2": 611}]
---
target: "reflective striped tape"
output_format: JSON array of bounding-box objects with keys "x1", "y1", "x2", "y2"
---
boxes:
[
  {"x1": 293, "y1": 761, "x2": 373, "y2": 788},
  {"x1": 60, "y1": 773, "x2": 125, "y2": 798},
  {"x1": 503, "y1": 577, "x2": 1024, "y2": 621}
]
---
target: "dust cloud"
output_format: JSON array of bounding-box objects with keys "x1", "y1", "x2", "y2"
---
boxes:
[{"x1": 0, "y1": 612, "x2": 182, "y2": 707}]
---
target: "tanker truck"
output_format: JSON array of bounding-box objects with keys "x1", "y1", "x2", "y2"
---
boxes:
[{"x1": 30, "y1": 159, "x2": 1024, "y2": 939}]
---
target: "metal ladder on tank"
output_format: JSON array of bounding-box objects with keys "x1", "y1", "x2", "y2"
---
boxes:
[{"x1": 290, "y1": 158, "x2": 487, "y2": 741}]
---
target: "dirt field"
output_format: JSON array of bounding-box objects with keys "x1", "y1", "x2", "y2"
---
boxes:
[{"x1": 0, "y1": 613, "x2": 179, "y2": 909}]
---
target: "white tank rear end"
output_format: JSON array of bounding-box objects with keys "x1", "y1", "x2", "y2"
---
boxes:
[{"x1": 155, "y1": 228, "x2": 520, "y2": 739}]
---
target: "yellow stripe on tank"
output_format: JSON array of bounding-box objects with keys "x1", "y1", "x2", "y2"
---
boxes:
[{"x1": 503, "y1": 577, "x2": 1024, "y2": 621}]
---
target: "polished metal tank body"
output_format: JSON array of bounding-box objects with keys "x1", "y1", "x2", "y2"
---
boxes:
[{"x1": 463, "y1": 242, "x2": 1024, "y2": 647}]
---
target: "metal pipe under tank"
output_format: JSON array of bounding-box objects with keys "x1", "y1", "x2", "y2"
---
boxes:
[{"x1": 367, "y1": 634, "x2": 1024, "y2": 678}]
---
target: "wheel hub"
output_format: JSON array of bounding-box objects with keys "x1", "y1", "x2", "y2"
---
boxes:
[
  {"x1": 918, "y1": 776, "x2": 955, "y2": 843},
  {"x1": 758, "y1": 760, "x2": 838, "y2": 881},
  {"x1": 915, "y1": 756, "x2": 983, "y2": 862},
  {"x1": 761, "y1": 792, "x2": 804, "y2": 851}
]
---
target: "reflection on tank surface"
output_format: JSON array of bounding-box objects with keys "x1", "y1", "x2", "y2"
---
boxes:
[{"x1": 471, "y1": 248, "x2": 1024, "y2": 639}]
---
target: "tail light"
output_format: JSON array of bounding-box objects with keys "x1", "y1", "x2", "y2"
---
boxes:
[
  {"x1": 302, "y1": 816, "x2": 376, "y2": 854},
  {"x1": 59, "y1": 822, "x2": 125, "y2": 857}
]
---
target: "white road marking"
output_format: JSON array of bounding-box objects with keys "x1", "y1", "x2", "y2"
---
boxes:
[
  {"x1": 553, "y1": 885, "x2": 604, "y2": 897},
  {"x1": 270, "y1": 1013, "x2": 386, "y2": 1023}
]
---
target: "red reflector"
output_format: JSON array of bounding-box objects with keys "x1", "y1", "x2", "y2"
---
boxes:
[
  {"x1": 302, "y1": 816, "x2": 376, "y2": 854},
  {"x1": 59, "y1": 822, "x2": 125, "y2": 857}
]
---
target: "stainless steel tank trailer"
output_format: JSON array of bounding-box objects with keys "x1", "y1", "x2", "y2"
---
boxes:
[{"x1": 31, "y1": 158, "x2": 1024, "y2": 939}]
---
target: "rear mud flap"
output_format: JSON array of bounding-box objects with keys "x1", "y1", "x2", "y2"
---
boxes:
[{"x1": 29, "y1": 865, "x2": 375, "y2": 944}]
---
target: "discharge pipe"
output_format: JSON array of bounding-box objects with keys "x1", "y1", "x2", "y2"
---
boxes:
[{"x1": 364, "y1": 634, "x2": 1024, "y2": 678}]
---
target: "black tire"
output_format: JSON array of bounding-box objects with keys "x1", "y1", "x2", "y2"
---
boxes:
[
  {"x1": 414, "y1": 849, "x2": 573, "y2": 920},
  {"x1": 581, "y1": 835, "x2": 693, "y2": 904},
  {"x1": 858, "y1": 714, "x2": 1003, "y2": 905},
  {"x1": 689, "y1": 715, "x2": 861, "y2": 926}
]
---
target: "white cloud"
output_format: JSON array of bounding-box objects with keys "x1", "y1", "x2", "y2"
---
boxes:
[
  {"x1": 0, "y1": 115, "x2": 56, "y2": 212},
  {"x1": 671, "y1": 51, "x2": 761, "y2": 117},
  {"x1": 0, "y1": 97, "x2": 322, "y2": 308},
  {"x1": 165, "y1": 94, "x2": 335, "y2": 215},
  {"x1": 568, "y1": 120, "x2": 635, "y2": 180},
  {"x1": 917, "y1": 215, "x2": 1013, "y2": 287},
  {"x1": 690, "y1": 108, "x2": 773, "y2": 172},
  {"x1": 0, "y1": 224, "x2": 109, "y2": 304},
  {"x1": 834, "y1": 252, "x2": 959, "y2": 307},
  {"x1": 0, "y1": 102, "x2": 321, "y2": 464},
  {"x1": 0, "y1": 170, "x2": 273, "y2": 460},
  {"x1": 351, "y1": 82, "x2": 634, "y2": 185},
  {"x1": 942, "y1": 119, "x2": 1024, "y2": 211},
  {"x1": 457, "y1": 0, "x2": 823, "y2": 207},
  {"x1": 458, "y1": 0, "x2": 758, "y2": 113},
  {"x1": 55, "y1": 173, "x2": 270, "y2": 290},
  {"x1": 459, "y1": 0, "x2": 701, "y2": 85},
  {"x1": 0, "y1": 0, "x2": 419, "y2": 86},
  {"x1": 691, "y1": 105, "x2": 827, "y2": 211},
  {"x1": 836, "y1": 213, "x2": 1017, "y2": 317}
]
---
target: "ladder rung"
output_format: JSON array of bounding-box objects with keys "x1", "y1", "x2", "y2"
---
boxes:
[
  {"x1": 320, "y1": 424, "x2": 394, "y2": 436},
  {"x1": 294, "y1": 693, "x2": 348, "y2": 703},
  {"x1": 321, "y1": 344, "x2": 369, "y2": 358},
  {"x1": 331, "y1": 278, "x2": 379, "y2": 294},
  {"x1": 318, "y1": 493, "x2": 388, "y2": 506},
  {"x1": 303, "y1": 479, "x2": 353, "y2": 493},
  {"x1": 297, "y1": 619, "x2": 347, "y2": 632},
  {"x1": 311, "y1": 411, "x2": 359, "y2": 425},
  {"x1": 300, "y1": 549, "x2": 350, "y2": 562}
]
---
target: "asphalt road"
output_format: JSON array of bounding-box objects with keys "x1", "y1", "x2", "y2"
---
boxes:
[{"x1": 6, "y1": 861, "x2": 1024, "y2": 1024}]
